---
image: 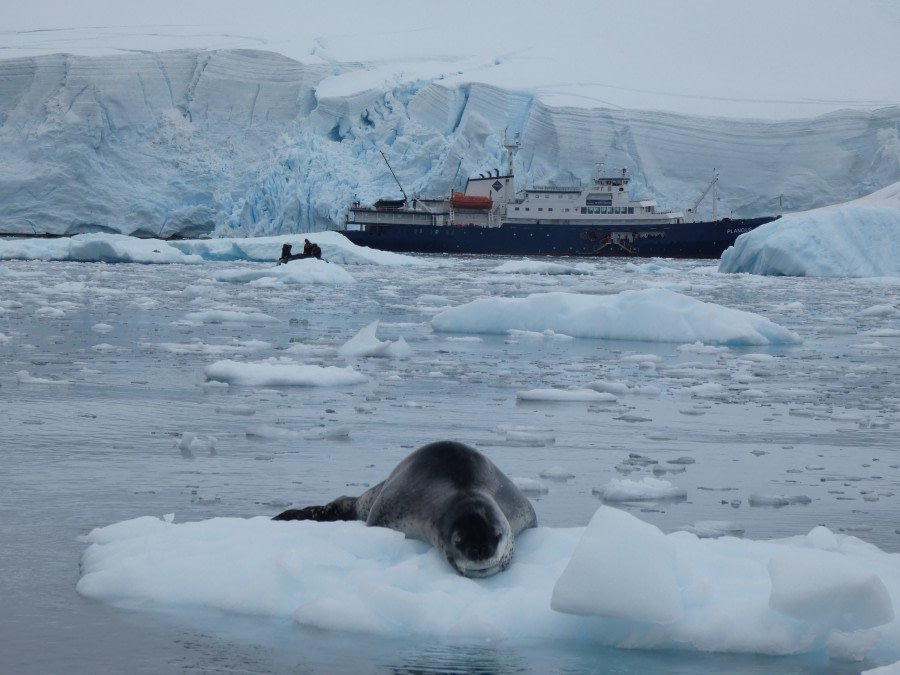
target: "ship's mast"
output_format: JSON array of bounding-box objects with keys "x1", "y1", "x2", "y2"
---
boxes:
[{"x1": 503, "y1": 131, "x2": 520, "y2": 179}]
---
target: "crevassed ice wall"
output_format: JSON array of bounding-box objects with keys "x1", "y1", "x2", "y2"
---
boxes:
[{"x1": 1, "y1": 49, "x2": 898, "y2": 238}]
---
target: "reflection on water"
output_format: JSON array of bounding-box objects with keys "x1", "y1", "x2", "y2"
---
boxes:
[
  {"x1": 134, "y1": 609, "x2": 878, "y2": 675},
  {"x1": 2, "y1": 256, "x2": 899, "y2": 673}
]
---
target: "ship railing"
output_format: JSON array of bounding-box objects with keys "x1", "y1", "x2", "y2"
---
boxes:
[
  {"x1": 528, "y1": 185, "x2": 583, "y2": 193},
  {"x1": 351, "y1": 210, "x2": 449, "y2": 226}
]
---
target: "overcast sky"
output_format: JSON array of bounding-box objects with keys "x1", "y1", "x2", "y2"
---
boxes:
[{"x1": 3, "y1": 0, "x2": 899, "y2": 119}]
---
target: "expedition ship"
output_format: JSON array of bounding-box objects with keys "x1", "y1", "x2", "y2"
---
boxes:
[{"x1": 338, "y1": 138, "x2": 778, "y2": 258}]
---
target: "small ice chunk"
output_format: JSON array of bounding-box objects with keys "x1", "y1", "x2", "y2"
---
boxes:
[
  {"x1": 551, "y1": 506, "x2": 683, "y2": 623},
  {"x1": 749, "y1": 494, "x2": 811, "y2": 507},
  {"x1": 303, "y1": 425, "x2": 351, "y2": 440},
  {"x1": 677, "y1": 520, "x2": 744, "y2": 538},
  {"x1": 539, "y1": 466, "x2": 575, "y2": 481},
  {"x1": 858, "y1": 304, "x2": 900, "y2": 318},
  {"x1": 176, "y1": 432, "x2": 217, "y2": 458},
  {"x1": 653, "y1": 464, "x2": 686, "y2": 476},
  {"x1": 415, "y1": 294, "x2": 453, "y2": 306},
  {"x1": 512, "y1": 477, "x2": 549, "y2": 496},
  {"x1": 493, "y1": 425, "x2": 556, "y2": 446},
  {"x1": 587, "y1": 379, "x2": 629, "y2": 397},
  {"x1": 677, "y1": 341, "x2": 730, "y2": 354},
  {"x1": 16, "y1": 370, "x2": 72, "y2": 385},
  {"x1": 338, "y1": 320, "x2": 392, "y2": 358},
  {"x1": 516, "y1": 388, "x2": 617, "y2": 403},
  {"x1": 594, "y1": 477, "x2": 686, "y2": 502},
  {"x1": 384, "y1": 336, "x2": 413, "y2": 359},
  {"x1": 214, "y1": 404, "x2": 256, "y2": 416}
]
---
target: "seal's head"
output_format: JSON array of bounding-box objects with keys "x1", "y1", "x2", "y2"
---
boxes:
[{"x1": 439, "y1": 493, "x2": 513, "y2": 578}]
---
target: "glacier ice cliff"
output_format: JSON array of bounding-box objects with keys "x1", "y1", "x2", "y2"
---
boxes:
[{"x1": 2, "y1": 49, "x2": 900, "y2": 239}]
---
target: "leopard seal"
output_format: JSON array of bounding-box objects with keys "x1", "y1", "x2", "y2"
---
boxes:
[{"x1": 273, "y1": 440, "x2": 537, "y2": 577}]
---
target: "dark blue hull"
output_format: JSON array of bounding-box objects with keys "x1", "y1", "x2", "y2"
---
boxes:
[{"x1": 337, "y1": 216, "x2": 778, "y2": 258}]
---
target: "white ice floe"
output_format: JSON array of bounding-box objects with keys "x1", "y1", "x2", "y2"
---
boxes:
[
  {"x1": 203, "y1": 358, "x2": 367, "y2": 387},
  {"x1": 516, "y1": 389, "x2": 617, "y2": 403},
  {"x1": 246, "y1": 424, "x2": 351, "y2": 441},
  {"x1": 748, "y1": 494, "x2": 812, "y2": 507},
  {"x1": 76, "y1": 506, "x2": 900, "y2": 661},
  {"x1": 214, "y1": 259, "x2": 356, "y2": 286},
  {"x1": 0, "y1": 232, "x2": 430, "y2": 267},
  {"x1": 172, "y1": 232, "x2": 435, "y2": 267},
  {"x1": 432, "y1": 289, "x2": 801, "y2": 345},
  {"x1": 16, "y1": 370, "x2": 72, "y2": 385},
  {"x1": 490, "y1": 260, "x2": 592, "y2": 275},
  {"x1": 0, "y1": 233, "x2": 203, "y2": 264},
  {"x1": 182, "y1": 310, "x2": 279, "y2": 325}
]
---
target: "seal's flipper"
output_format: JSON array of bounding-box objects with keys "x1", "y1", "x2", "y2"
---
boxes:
[{"x1": 272, "y1": 496, "x2": 357, "y2": 522}]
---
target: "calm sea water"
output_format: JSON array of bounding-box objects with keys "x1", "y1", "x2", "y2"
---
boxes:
[{"x1": 2, "y1": 255, "x2": 898, "y2": 674}]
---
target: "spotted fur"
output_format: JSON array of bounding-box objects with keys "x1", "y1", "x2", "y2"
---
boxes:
[{"x1": 273, "y1": 441, "x2": 537, "y2": 577}]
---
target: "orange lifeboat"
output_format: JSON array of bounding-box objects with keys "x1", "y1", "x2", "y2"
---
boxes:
[{"x1": 451, "y1": 192, "x2": 492, "y2": 210}]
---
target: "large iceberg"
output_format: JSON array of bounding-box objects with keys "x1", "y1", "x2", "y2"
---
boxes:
[{"x1": 720, "y1": 181, "x2": 900, "y2": 277}]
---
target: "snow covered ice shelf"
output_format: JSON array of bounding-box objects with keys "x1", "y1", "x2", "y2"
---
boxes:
[
  {"x1": 3, "y1": 233, "x2": 900, "y2": 673},
  {"x1": 1, "y1": 47, "x2": 899, "y2": 239}
]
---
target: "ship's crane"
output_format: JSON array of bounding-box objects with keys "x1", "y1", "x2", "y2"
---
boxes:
[
  {"x1": 379, "y1": 149, "x2": 409, "y2": 205},
  {"x1": 689, "y1": 169, "x2": 719, "y2": 221}
]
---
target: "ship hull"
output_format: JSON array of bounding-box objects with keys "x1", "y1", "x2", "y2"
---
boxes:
[{"x1": 337, "y1": 216, "x2": 777, "y2": 258}]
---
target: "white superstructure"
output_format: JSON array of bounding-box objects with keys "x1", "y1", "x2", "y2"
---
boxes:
[{"x1": 348, "y1": 138, "x2": 720, "y2": 230}]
